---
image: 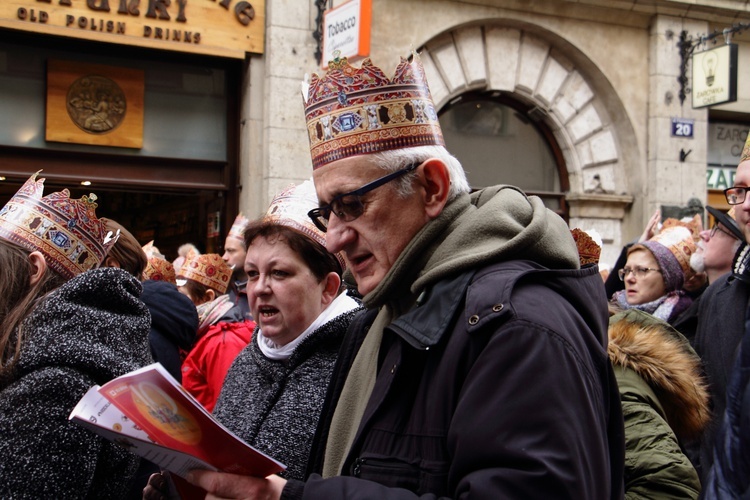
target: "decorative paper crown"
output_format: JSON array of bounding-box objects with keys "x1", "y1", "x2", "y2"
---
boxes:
[
  {"x1": 227, "y1": 213, "x2": 250, "y2": 243},
  {"x1": 264, "y1": 180, "x2": 346, "y2": 271},
  {"x1": 0, "y1": 172, "x2": 115, "y2": 279},
  {"x1": 177, "y1": 253, "x2": 232, "y2": 294},
  {"x1": 302, "y1": 53, "x2": 444, "y2": 170},
  {"x1": 143, "y1": 256, "x2": 176, "y2": 284},
  {"x1": 571, "y1": 228, "x2": 601, "y2": 266},
  {"x1": 741, "y1": 132, "x2": 750, "y2": 163},
  {"x1": 661, "y1": 214, "x2": 702, "y2": 242},
  {"x1": 631, "y1": 226, "x2": 696, "y2": 292}
]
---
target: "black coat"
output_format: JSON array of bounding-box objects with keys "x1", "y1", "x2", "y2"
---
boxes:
[
  {"x1": 140, "y1": 279, "x2": 198, "y2": 382},
  {"x1": 285, "y1": 260, "x2": 624, "y2": 499},
  {"x1": 0, "y1": 268, "x2": 152, "y2": 499}
]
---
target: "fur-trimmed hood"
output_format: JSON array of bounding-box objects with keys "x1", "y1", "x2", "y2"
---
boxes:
[{"x1": 608, "y1": 309, "x2": 710, "y2": 440}]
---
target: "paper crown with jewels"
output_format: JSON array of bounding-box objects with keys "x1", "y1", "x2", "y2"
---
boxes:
[
  {"x1": 741, "y1": 132, "x2": 750, "y2": 163},
  {"x1": 263, "y1": 180, "x2": 346, "y2": 271},
  {"x1": 227, "y1": 213, "x2": 250, "y2": 244},
  {"x1": 0, "y1": 172, "x2": 116, "y2": 279},
  {"x1": 143, "y1": 256, "x2": 176, "y2": 284},
  {"x1": 177, "y1": 253, "x2": 232, "y2": 294},
  {"x1": 571, "y1": 228, "x2": 602, "y2": 267},
  {"x1": 301, "y1": 53, "x2": 445, "y2": 170}
]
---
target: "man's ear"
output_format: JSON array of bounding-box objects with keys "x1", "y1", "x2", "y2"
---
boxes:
[
  {"x1": 321, "y1": 272, "x2": 342, "y2": 307},
  {"x1": 28, "y1": 251, "x2": 48, "y2": 286},
  {"x1": 420, "y1": 159, "x2": 451, "y2": 219},
  {"x1": 205, "y1": 289, "x2": 217, "y2": 303}
]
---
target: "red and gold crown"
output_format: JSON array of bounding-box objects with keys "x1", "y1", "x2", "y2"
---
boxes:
[
  {"x1": 264, "y1": 180, "x2": 346, "y2": 271},
  {"x1": 143, "y1": 256, "x2": 176, "y2": 284},
  {"x1": 177, "y1": 253, "x2": 231, "y2": 294},
  {"x1": 571, "y1": 228, "x2": 601, "y2": 266},
  {"x1": 302, "y1": 53, "x2": 444, "y2": 170},
  {"x1": 227, "y1": 213, "x2": 250, "y2": 244},
  {"x1": 0, "y1": 172, "x2": 115, "y2": 279}
]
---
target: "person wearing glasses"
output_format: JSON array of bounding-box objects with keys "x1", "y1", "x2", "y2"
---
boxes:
[
  {"x1": 690, "y1": 206, "x2": 744, "y2": 285},
  {"x1": 686, "y1": 142, "x2": 750, "y2": 483},
  {"x1": 177, "y1": 54, "x2": 624, "y2": 500}
]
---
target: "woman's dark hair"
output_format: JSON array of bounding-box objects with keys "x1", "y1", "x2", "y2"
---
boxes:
[
  {"x1": 0, "y1": 240, "x2": 66, "y2": 382},
  {"x1": 243, "y1": 222, "x2": 342, "y2": 280},
  {"x1": 103, "y1": 218, "x2": 147, "y2": 279}
]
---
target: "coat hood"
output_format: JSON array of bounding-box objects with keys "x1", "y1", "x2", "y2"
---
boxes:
[
  {"x1": 16, "y1": 267, "x2": 152, "y2": 385},
  {"x1": 608, "y1": 309, "x2": 710, "y2": 440}
]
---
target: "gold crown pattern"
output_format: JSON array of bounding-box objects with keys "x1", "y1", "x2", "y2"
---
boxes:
[
  {"x1": 178, "y1": 253, "x2": 232, "y2": 294},
  {"x1": 143, "y1": 256, "x2": 176, "y2": 284},
  {"x1": 227, "y1": 213, "x2": 250, "y2": 243},
  {"x1": 264, "y1": 180, "x2": 346, "y2": 271},
  {"x1": 741, "y1": 132, "x2": 750, "y2": 163},
  {"x1": 302, "y1": 54, "x2": 444, "y2": 170},
  {"x1": 571, "y1": 228, "x2": 601, "y2": 266},
  {"x1": 0, "y1": 172, "x2": 115, "y2": 279}
]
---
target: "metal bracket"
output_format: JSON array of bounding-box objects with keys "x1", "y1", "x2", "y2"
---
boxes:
[{"x1": 313, "y1": 0, "x2": 331, "y2": 66}]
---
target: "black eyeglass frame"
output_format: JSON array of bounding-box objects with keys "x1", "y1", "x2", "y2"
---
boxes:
[
  {"x1": 710, "y1": 223, "x2": 735, "y2": 239},
  {"x1": 724, "y1": 186, "x2": 749, "y2": 205},
  {"x1": 307, "y1": 162, "x2": 421, "y2": 232}
]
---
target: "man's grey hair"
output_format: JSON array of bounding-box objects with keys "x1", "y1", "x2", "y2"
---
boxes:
[{"x1": 369, "y1": 145, "x2": 471, "y2": 201}]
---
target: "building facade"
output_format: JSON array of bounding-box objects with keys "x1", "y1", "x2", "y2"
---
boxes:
[{"x1": 0, "y1": 0, "x2": 748, "y2": 267}]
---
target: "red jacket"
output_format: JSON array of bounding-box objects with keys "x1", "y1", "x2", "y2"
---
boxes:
[{"x1": 181, "y1": 319, "x2": 254, "y2": 411}]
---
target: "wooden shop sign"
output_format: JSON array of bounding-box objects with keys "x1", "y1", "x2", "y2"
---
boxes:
[{"x1": 0, "y1": 0, "x2": 265, "y2": 59}]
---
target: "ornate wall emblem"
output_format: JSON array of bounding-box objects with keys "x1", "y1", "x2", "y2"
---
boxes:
[{"x1": 66, "y1": 75, "x2": 127, "y2": 134}]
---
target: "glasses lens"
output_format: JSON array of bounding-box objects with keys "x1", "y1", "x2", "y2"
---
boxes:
[
  {"x1": 726, "y1": 187, "x2": 746, "y2": 205},
  {"x1": 332, "y1": 196, "x2": 365, "y2": 223}
]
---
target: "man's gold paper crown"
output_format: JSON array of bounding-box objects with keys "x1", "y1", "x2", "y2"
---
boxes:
[
  {"x1": 264, "y1": 180, "x2": 346, "y2": 271},
  {"x1": 227, "y1": 213, "x2": 250, "y2": 243},
  {"x1": 302, "y1": 53, "x2": 444, "y2": 170},
  {"x1": 178, "y1": 253, "x2": 232, "y2": 294},
  {"x1": 0, "y1": 172, "x2": 115, "y2": 279},
  {"x1": 741, "y1": 132, "x2": 750, "y2": 163}
]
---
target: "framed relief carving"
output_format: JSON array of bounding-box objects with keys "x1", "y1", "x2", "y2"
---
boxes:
[{"x1": 46, "y1": 60, "x2": 145, "y2": 148}]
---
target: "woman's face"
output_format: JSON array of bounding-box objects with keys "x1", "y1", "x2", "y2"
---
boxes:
[
  {"x1": 245, "y1": 236, "x2": 335, "y2": 346},
  {"x1": 623, "y1": 249, "x2": 666, "y2": 305}
]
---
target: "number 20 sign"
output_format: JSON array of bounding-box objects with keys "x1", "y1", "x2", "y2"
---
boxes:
[{"x1": 671, "y1": 118, "x2": 694, "y2": 138}]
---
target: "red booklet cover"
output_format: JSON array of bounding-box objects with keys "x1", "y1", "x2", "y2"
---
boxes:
[{"x1": 71, "y1": 362, "x2": 285, "y2": 498}]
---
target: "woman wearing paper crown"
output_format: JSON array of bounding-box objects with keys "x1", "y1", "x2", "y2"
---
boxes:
[
  {"x1": 177, "y1": 252, "x2": 255, "y2": 412},
  {"x1": 611, "y1": 225, "x2": 698, "y2": 324},
  {"x1": 209, "y1": 180, "x2": 360, "y2": 481},
  {"x1": 0, "y1": 172, "x2": 152, "y2": 498}
]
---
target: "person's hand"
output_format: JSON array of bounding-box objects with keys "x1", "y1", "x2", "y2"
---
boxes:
[
  {"x1": 143, "y1": 472, "x2": 167, "y2": 500},
  {"x1": 639, "y1": 209, "x2": 661, "y2": 242},
  {"x1": 187, "y1": 470, "x2": 287, "y2": 500}
]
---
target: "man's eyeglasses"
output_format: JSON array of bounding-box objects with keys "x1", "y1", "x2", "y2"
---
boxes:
[
  {"x1": 617, "y1": 266, "x2": 661, "y2": 281},
  {"x1": 308, "y1": 163, "x2": 420, "y2": 232},
  {"x1": 710, "y1": 223, "x2": 734, "y2": 239},
  {"x1": 724, "y1": 186, "x2": 749, "y2": 205}
]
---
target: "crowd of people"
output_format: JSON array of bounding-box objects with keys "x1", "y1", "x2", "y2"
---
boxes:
[{"x1": 1, "y1": 52, "x2": 749, "y2": 499}]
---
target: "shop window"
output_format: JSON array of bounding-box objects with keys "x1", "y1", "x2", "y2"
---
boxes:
[{"x1": 439, "y1": 91, "x2": 568, "y2": 218}]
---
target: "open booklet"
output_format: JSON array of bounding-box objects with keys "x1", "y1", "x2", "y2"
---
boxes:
[{"x1": 69, "y1": 362, "x2": 285, "y2": 498}]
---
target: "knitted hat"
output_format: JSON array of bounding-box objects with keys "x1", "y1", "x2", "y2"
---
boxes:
[
  {"x1": 177, "y1": 253, "x2": 231, "y2": 294},
  {"x1": 0, "y1": 172, "x2": 116, "y2": 279},
  {"x1": 227, "y1": 213, "x2": 250, "y2": 244},
  {"x1": 143, "y1": 256, "x2": 176, "y2": 284},
  {"x1": 263, "y1": 180, "x2": 346, "y2": 271},
  {"x1": 301, "y1": 53, "x2": 444, "y2": 170},
  {"x1": 629, "y1": 226, "x2": 696, "y2": 292},
  {"x1": 706, "y1": 205, "x2": 743, "y2": 242}
]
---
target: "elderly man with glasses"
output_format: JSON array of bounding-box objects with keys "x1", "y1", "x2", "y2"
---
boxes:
[
  {"x1": 677, "y1": 138, "x2": 750, "y2": 485},
  {"x1": 175, "y1": 54, "x2": 624, "y2": 500}
]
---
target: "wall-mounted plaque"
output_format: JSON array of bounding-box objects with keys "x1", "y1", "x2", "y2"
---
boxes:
[{"x1": 46, "y1": 60, "x2": 144, "y2": 149}]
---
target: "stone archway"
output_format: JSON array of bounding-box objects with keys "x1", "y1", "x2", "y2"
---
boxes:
[{"x1": 418, "y1": 23, "x2": 635, "y2": 264}]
